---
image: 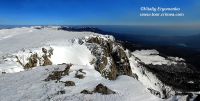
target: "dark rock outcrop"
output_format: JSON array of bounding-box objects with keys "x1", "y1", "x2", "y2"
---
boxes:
[
  {"x1": 64, "y1": 81, "x2": 75, "y2": 86},
  {"x1": 24, "y1": 53, "x2": 38, "y2": 69},
  {"x1": 86, "y1": 36, "x2": 132, "y2": 80},
  {"x1": 80, "y1": 90, "x2": 93, "y2": 94},
  {"x1": 147, "y1": 88, "x2": 162, "y2": 98},
  {"x1": 94, "y1": 83, "x2": 116, "y2": 94},
  {"x1": 75, "y1": 69, "x2": 86, "y2": 79},
  {"x1": 80, "y1": 83, "x2": 116, "y2": 95},
  {"x1": 45, "y1": 64, "x2": 72, "y2": 81},
  {"x1": 111, "y1": 47, "x2": 132, "y2": 76},
  {"x1": 16, "y1": 47, "x2": 54, "y2": 69},
  {"x1": 42, "y1": 47, "x2": 53, "y2": 66},
  {"x1": 57, "y1": 90, "x2": 65, "y2": 95}
]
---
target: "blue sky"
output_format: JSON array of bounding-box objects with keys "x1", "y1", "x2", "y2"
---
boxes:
[{"x1": 0, "y1": 0, "x2": 199, "y2": 25}]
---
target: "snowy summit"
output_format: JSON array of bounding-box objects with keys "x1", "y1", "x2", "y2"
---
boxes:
[{"x1": 0, "y1": 26, "x2": 199, "y2": 101}]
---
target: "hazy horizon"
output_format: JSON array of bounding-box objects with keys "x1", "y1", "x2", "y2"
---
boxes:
[{"x1": 1, "y1": 24, "x2": 200, "y2": 36}]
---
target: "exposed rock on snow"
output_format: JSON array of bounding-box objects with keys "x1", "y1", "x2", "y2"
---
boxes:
[
  {"x1": 45, "y1": 64, "x2": 72, "y2": 81},
  {"x1": 86, "y1": 35, "x2": 132, "y2": 80},
  {"x1": 94, "y1": 83, "x2": 116, "y2": 95},
  {"x1": 17, "y1": 47, "x2": 53, "y2": 69},
  {"x1": 0, "y1": 64, "x2": 160, "y2": 101},
  {"x1": 75, "y1": 69, "x2": 86, "y2": 79},
  {"x1": 81, "y1": 83, "x2": 116, "y2": 95},
  {"x1": 41, "y1": 47, "x2": 53, "y2": 66},
  {"x1": 24, "y1": 53, "x2": 38, "y2": 68},
  {"x1": 80, "y1": 89, "x2": 93, "y2": 94},
  {"x1": 63, "y1": 81, "x2": 75, "y2": 86}
]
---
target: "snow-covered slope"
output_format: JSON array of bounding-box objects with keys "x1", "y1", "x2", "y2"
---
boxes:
[
  {"x1": 0, "y1": 27, "x2": 95, "y2": 74},
  {"x1": 0, "y1": 64, "x2": 160, "y2": 101},
  {"x1": 0, "y1": 27, "x2": 93, "y2": 53},
  {"x1": 132, "y1": 49, "x2": 184, "y2": 65},
  {"x1": 0, "y1": 26, "x2": 162, "y2": 101},
  {"x1": 0, "y1": 26, "x2": 199, "y2": 101}
]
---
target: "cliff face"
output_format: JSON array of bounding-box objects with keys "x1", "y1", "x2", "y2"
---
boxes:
[
  {"x1": 128, "y1": 49, "x2": 200, "y2": 99},
  {"x1": 84, "y1": 34, "x2": 200, "y2": 99},
  {"x1": 85, "y1": 35, "x2": 132, "y2": 80}
]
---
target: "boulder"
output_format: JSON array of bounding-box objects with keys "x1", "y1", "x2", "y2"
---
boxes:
[
  {"x1": 75, "y1": 69, "x2": 86, "y2": 79},
  {"x1": 81, "y1": 83, "x2": 116, "y2": 95},
  {"x1": 64, "y1": 81, "x2": 75, "y2": 86},
  {"x1": 80, "y1": 90, "x2": 93, "y2": 94},
  {"x1": 75, "y1": 74, "x2": 84, "y2": 79},
  {"x1": 93, "y1": 83, "x2": 116, "y2": 94},
  {"x1": 57, "y1": 90, "x2": 65, "y2": 95},
  {"x1": 42, "y1": 48, "x2": 47, "y2": 54},
  {"x1": 45, "y1": 71, "x2": 63, "y2": 81}
]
